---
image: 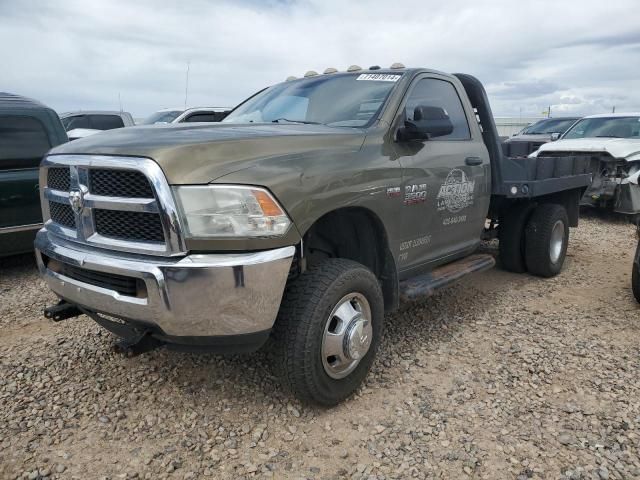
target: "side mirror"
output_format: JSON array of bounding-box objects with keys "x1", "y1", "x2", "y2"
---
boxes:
[
  {"x1": 398, "y1": 106, "x2": 454, "y2": 141},
  {"x1": 550, "y1": 132, "x2": 561, "y2": 141}
]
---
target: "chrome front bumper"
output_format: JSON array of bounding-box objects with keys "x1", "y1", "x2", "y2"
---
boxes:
[{"x1": 35, "y1": 229, "x2": 295, "y2": 338}]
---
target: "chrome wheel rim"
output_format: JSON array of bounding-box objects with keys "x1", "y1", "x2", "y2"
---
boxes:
[
  {"x1": 550, "y1": 220, "x2": 565, "y2": 264},
  {"x1": 321, "y1": 293, "x2": 372, "y2": 379}
]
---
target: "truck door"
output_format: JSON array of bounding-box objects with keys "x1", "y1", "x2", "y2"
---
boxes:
[
  {"x1": 393, "y1": 75, "x2": 490, "y2": 275},
  {"x1": 0, "y1": 115, "x2": 51, "y2": 231}
]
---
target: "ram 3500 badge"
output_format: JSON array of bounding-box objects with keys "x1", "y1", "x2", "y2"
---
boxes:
[{"x1": 37, "y1": 65, "x2": 590, "y2": 405}]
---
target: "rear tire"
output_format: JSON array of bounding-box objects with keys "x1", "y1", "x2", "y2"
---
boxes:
[
  {"x1": 524, "y1": 204, "x2": 569, "y2": 278},
  {"x1": 499, "y1": 204, "x2": 535, "y2": 273},
  {"x1": 632, "y1": 241, "x2": 640, "y2": 304},
  {"x1": 272, "y1": 258, "x2": 384, "y2": 406}
]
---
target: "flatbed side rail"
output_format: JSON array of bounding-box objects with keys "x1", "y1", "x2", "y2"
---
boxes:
[
  {"x1": 453, "y1": 73, "x2": 592, "y2": 199},
  {"x1": 498, "y1": 154, "x2": 592, "y2": 198}
]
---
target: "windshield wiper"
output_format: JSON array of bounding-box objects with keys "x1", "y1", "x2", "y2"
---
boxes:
[
  {"x1": 595, "y1": 135, "x2": 623, "y2": 138},
  {"x1": 272, "y1": 118, "x2": 321, "y2": 125}
]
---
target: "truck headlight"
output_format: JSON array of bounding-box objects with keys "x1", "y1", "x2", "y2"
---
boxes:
[{"x1": 173, "y1": 185, "x2": 291, "y2": 238}]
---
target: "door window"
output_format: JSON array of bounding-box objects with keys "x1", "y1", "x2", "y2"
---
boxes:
[
  {"x1": 184, "y1": 113, "x2": 220, "y2": 123},
  {"x1": 63, "y1": 115, "x2": 90, "y2": 130},
  {"x1": 0, "y1": 115, "x2": 51, "y2": 169},
  {"x1": 404, "y1": 78, "x2": 470, "y2": 140},
  {"x1": 89, "y1": 115, "x2": 125, "y2": 130}
]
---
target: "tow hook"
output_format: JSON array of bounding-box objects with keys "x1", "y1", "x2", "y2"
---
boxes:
[
  {"x1": 113, "y1": 331, "x2": 163, "y2": 357},
  {"x1": 44, "y1": 300, "x2": 82, "y2": 322}
]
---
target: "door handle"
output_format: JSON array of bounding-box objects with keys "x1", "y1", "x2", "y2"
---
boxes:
[{"x1": 465, "y1": 156, "x2": 483, "y2": 166}]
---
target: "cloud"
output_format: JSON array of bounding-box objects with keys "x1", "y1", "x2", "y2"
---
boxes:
[
  {"x1": 488, "y1": 80, "x2": 564, "y2": 100},
  {"x1": 1, "y1": 0, "x2": 638, "y2": 118}
]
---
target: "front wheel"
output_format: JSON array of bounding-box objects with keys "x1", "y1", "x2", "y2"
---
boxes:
[
  {"x1": 524, "y1": 204, "x2": 569, "y2": 278},
  {"x1": 272, "y1": 259, "x2": 384, "y2": 406}
]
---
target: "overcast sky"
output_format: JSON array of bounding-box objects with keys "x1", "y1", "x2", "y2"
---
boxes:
[{"x1": 1, "y1": 0, "x2": 639, "y2": 119}]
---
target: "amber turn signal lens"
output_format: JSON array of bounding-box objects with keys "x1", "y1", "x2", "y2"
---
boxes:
[{"x1": 252, "y1": 189, "x2": 284, "y2": 217}]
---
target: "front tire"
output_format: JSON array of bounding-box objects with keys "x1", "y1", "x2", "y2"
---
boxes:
[
  {"x1": 524, "y1": 204, "x2": 569, "y2": 277},
  {"x1": 272, "y1": 259, "x2": 384, "y2": 406}
]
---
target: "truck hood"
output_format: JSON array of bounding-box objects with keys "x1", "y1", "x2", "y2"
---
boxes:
[
  {"x1": 531, "y1": 137, "x2": 640, "y2": 161},
  {"x1": 49, "y1": 122, "x2": 366, "y2": 184}
]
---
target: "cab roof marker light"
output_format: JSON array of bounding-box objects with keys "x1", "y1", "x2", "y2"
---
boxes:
[
  {"x1": 304, "y1": 70, "x2": 318, "y2": 77},
  {"x1": 346, "y1": 65, "x2": 362, "y2": 72},
  {"x1": 285, "y1": 76, "x2": 297, "y2": 81},
  {"x1": 323, "y1": 67, "x2": 338, "y2": 74},
  {"x1": 369, "y1": 65, "x2": 381, "y2": 70},
  {"x1": 390, "y1": 62, "x2": 405, "y2": 69}
]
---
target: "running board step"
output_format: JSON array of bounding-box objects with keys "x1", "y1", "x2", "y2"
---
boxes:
[{"x1": 399, "y1": 254, "x2": 495, "y2": 302}]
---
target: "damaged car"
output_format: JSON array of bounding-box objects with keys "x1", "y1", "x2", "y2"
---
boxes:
[
  {"x1": 503, "y1": 116, "x2": 580, "y2": 157},
  {"x1": 531, "y1": 113, "x2": 640, "y2": 215}
]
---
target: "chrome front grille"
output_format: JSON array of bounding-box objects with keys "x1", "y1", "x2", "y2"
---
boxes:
[
  {"x1": 89, "y1": 169, "x2": 154, "y2": 198},
  {"x1": 40, "y1": 155, "x2": 186, "y2": 256},
  {"x1": 94, "y1": 209, "x2": 165, "y2": 242},
  {"x1": 47, "y1": 167, "x2": 71, "y2": 191},
  {"x1": 49, "y1": 201, "x2": 76, "y2": 229}
]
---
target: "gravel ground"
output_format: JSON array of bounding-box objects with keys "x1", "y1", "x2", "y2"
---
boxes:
[{"x1": 1, "y1": 214, "x2": 639, "y2": 480}]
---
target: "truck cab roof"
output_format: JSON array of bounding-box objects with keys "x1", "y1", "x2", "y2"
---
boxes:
[{"x1": 0, "y1": 92, "x2": 50, "y2": 110}]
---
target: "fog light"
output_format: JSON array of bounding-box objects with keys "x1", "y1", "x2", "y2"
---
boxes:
[{"x1": 510, "y1": 186, "x2": 518, "y2": 195}]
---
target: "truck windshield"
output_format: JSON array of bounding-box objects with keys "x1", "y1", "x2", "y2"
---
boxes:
[
  {"x1": 141, "y1": 110, "x2": 183, "y2": 124},
  {"x1": 563, "y1": 116, "x2": 640, "y2": 139},
  {"x1": 223, "y1": 73, "x2": 402, "y2": 127},
  {"x1": 522, "y1": 118, "x2": 578, "y2": 135}
]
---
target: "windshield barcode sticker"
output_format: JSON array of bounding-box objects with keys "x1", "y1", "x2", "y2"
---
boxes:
[{"x1": 356, "y1": 73, "x2": 401, "y2": 82}]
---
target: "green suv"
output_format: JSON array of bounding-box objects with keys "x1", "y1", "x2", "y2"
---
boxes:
[{"x1": 0, "y1": 93, "x2": 67, "y2": 257}]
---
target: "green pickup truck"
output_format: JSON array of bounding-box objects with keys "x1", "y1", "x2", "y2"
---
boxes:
[
  {"x1": 0, "y1": 93, "x2": 68, "y2": 256},
  {"x1": 36, "y1": 66, "x2": 591, "y2": 405}
]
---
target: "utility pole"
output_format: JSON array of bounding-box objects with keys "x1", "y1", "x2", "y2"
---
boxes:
[
  {"x1": 184, "y1": 61, "x2": 190, "y2": 110},
  {"x1": 548, "y1": 105, "x2": 551, "y2": 118},
  {"x1": 118, "y1": 93, "x2": 122, "y2": 112},
  {"x1": 612, "y1": 105, "x2": 616, "y2": 113}
]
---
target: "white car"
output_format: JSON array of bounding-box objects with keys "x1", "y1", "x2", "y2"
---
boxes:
[
  {"x1": 60, "y1": 110, "x2": 136, "y2": 141},
  {"x1": 531, "y1": 113, "x2": 640, "y2": 214},
  {"x1": 66, "y1": 128, "x2": 102, "y2": 141},
  {"x1": 141, "y1": 107, "x2": 231, "y2": 125}
]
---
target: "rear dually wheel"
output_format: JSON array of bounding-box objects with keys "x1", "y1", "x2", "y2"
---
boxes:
[{"x1": 524, "y1": 204, "x2": 569, "y2": 278}]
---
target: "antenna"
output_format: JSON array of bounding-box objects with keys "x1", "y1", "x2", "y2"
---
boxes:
[
  {"x1": 612, "y1": 105, "x2": 616, "y2": 113},
  {"x1": 184, "y1": 61, "x2": 190, "y2": 109}
]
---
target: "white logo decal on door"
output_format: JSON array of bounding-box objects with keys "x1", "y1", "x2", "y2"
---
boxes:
[{"x1": 437, "y1": 169, "x2": 475, "y2": 213}]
